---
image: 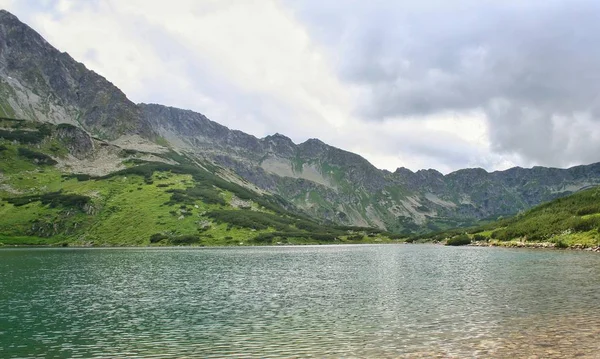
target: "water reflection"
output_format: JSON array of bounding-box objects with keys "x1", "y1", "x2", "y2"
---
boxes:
[{"x1": 0, "y1": 245, "x2": 599, "y2": 358}]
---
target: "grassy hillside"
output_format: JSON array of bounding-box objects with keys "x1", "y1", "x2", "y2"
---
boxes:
[
  {"x1": 417, "y1": 186, "x2": 600, "y2": 248},
  {"x1": 0, "y1": 119, "x2": 401, "y2": 246}
]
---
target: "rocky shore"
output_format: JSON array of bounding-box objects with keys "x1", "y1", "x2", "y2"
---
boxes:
[{"x1": 469, "y1": 240, "x2": 600, "y2": 252}]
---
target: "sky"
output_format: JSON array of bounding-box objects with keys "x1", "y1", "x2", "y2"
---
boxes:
[{"x1": 2, "y1": 0, "x2": 600, "y2": 173}]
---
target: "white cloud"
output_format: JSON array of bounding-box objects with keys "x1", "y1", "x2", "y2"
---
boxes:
[
  {"x1": 21, "y1": 0, "x2": 353, "y2": 139},
  {"x1": 0, "y1": 0, "x2": 13, "y2": 9},
  {"x1": 112, "y1": 0, "x2": 353, "y2": 131},
  {"x1": 2, "y1": 1, "x2": 541, "y2": 173},
  {"x1": 331, "y1": 112, "x2": 510, "y2": 173}
]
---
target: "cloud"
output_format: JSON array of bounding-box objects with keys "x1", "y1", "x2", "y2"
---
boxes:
[
  {"x1": 288, "y1": 0, "x2": 600, "y2": 168},
  {"x1": 21, "y1": 0, "x2": 355, "y2": 141},
  {"x1": 332, "y1": 111, "x2": 518, "y2": 174},
  {"x1": 2, "y1": 0, "x2": 599, "y2": 173}
]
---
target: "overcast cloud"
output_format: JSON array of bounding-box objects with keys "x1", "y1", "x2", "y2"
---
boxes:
[{"x1": 1, "y1": 0, "x2": 599, "y2": 173}]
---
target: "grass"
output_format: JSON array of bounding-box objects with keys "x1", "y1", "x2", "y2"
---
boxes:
[
  {"x1": 0, "y1": 235, "x2": 65, "y2": 246},
  {"x1": 0, "y1": 120, "x2": 397, "y2": 246},
  {"x1": 416, "y1": 186, "x2": 600, "y2": 248}
]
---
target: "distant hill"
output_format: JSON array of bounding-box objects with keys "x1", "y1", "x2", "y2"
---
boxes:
[{"x1": 418, "y1": 186, "x2": 600, "y2": 249}]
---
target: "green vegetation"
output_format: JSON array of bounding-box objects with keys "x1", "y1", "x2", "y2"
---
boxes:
[
  {"x1": 417, "y1": 187, "x2": 600, "y2": 248},
  {"x1": 445, "y1": 234, "x2": 471, "y2": 246},
  {"x1": 5, "y1": 191, "x2": 90, "y2": 209},
  {"x1": 0, "y1": 123, "x2": 51, "y2": 144},
  {"x1": 0, "y1": 120, "x2": 397, "y2": 247},
  {"x1": 166, "y1": 186, "x2": 226, "y2": 206},
  {"x1": 17, "y1": 147, "x2": 58, "y2": 165}
]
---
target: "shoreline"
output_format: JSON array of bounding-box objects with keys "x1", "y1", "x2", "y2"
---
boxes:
[
  {"x1": 2, "y1": 241, "x2": 600, "y2": 253},
  {"x1": 0, "y1": 241, "x2": 408, "y2": 249},
  {"x1": 468, "y1": 240, "x2": 600, "y2": 252}
]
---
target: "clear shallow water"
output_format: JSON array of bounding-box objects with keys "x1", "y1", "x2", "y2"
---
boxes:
[{"x1": 0, "y1": 245, "x2": 599, "y2": 358}]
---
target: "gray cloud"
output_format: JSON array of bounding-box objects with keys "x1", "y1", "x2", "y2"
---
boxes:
[
  {"x1": 288, "y1": 0, "x2": 600, "y2": 167},
  {"x1": 8, "y1": 0, "x2": 600, "y2": 171}
]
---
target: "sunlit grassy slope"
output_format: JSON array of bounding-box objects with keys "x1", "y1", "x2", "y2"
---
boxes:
[
  {"x1": 0, "y1": 119, "x2": 400, "y2": 246},
  {"x1": 417, "y1": 186, "x2": 600, "y2": 248}
]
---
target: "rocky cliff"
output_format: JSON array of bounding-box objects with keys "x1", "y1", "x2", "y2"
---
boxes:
[{"x1": 0, "y1": 10, "x2": 151, "y2": 140}]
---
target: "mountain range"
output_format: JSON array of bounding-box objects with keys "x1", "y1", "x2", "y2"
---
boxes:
[{"x1": 2, "y1": 9, "x2": 600, "y2": 235}]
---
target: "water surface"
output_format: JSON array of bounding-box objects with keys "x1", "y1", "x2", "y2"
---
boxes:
[{"x1": 1, "y1": 245, "x2": 599, "y2": 358}]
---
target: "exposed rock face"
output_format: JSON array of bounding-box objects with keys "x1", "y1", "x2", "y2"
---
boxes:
[
  {"x1": 55, "y1": 124, "x2": 94, "y2": 159},
  {"x1": 3, "y1": 10, "x2": 600, "y2": 233},
  {"x1": 0, "y1": 10, "x2": 151, "y2": 140},
  {"x1": 140, "y1": 103, "x2": 600, "y2": 232}
]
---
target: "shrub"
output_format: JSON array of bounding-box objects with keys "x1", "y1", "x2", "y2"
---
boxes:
[
  {"x1": 56, "y1": 123, "x2": 79, "y2": 131},
  {"x1": 185, "y1": 186, "x2": 225, "y2": 205},
  {"x1": 62, "y1": 173, "x2": 94, "y2": 181},
  {"x1": 491, "y1": 229, "x2": 509, "y2": 241},
  {"x1": 446, "y1": 234, "x2": 471, "y2": 246},
  {"x1": 149, "y1": 233, "x2": 168, "y2": 243},
  {"x1": 554, "y1": 239, "x2": 569, "y2": 249},
  {"x1": 170, "y1": 235, "x2": 201, "y2": 245},
  {"x1": 206, "y1": 209, "x2": 295, "y2": 231},
  {"x1": 472, "y1": 234, "x2": 487, "y2": 242},
  {"x1": 119, "y1": 149, "x2": 139, "y2": 157},
  {"x1": 310, "y1": 232, "x2": 336, "y2": 241},
  {"x1": 4, "y1": 191, "x2": 90, "y2": 210},
  {"x1": 384, "y1": 232, "x2": 405, "y2": 240},
  {"x1": 568, "y1": 216, "x2": 600, "y2": 232},
  {"x1": 253, "y1": 233, "x2": 275, "y2": 242},
  {"x1": 295, "y1": 220, "x2": 322, "y2": 232},
  {"x1": 0, "y1": 128, "x2": 50, "y2": 144},
  {"x1": 165, "y1": 186, "x2": 226, "y2": 206},
  {"x1": 576, "y1": 205, "x2": 600, "y2": 216},
  {"x1": 17, "y1": 148, "x2": 57, "y2": 165}
]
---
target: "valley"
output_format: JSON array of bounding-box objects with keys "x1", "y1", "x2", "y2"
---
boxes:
[{"x1": 1, "y1": 9, "x2": 599, "y2": 247}]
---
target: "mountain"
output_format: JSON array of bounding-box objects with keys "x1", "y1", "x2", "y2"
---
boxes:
[
  {"x1": 142, "y1": 102, "x2": 600, "y2": 233},
  {"x1": 0, "y1": 10, "x2": 151, "y2": 139},
  {"x1": 0, "y1": 119, "x2": 394, "y2": 245},
  {"x1": 1, "y1": 9, "x2": 600, "y2": 236},
  {"x1": 417, "y1": 186, "x2": 600, "y2": 249}
]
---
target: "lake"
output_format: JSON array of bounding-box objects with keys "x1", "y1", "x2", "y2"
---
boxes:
[{"x1": 0, "y1": 244, "x2": 599, "y2": 358}]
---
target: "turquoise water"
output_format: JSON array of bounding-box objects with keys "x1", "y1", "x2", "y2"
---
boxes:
[{"x1": 0, "y1": 244, "x2": 599, "y2": 358}]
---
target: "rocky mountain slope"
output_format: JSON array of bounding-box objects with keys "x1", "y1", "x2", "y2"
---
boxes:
[
  {"x1": 2, "y1": 9, "x2": 600, "y2": 234},
  {"x1": 418, "y1": 185, "x2": 600, "y2": 249},
  {"x1": 142, "y1": 102, "x2": 600, "y2": 232},
  {"x1": 0, "y1": 118, "x2": 393, "y2": 246},
  {"x1": 0, "y1": 10, "x2": 151, "y2": 139}
]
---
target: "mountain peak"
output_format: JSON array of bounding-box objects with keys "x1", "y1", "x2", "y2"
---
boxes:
[
  {"x1": 0, "y1": 11, "x2": 150, "y2": 139},
  {"x1": 416, "y1": 168, "x2": 443, "y2": 177},
  {"x1": 264, "y1": 132, "x2": 293, "y2": 142},
  {"x1": 0, "y1": 9, "x2": 50, "y2": 47},
  {"x1": 300, "y1": 138, "x2": 326, "y2": 147},
  {"x1": 448, "y1": 167, "x2": 489, "y2": 177},
  {"x1": 0, "y1": 9, "x2": 17, "y2": 19},
  {"x1": 394, "y1": 166, "x2": 414, "y2": 175},
  {"x1": 0, "y1": 10, "x2": 46, "y2": 42},
  {"x1": 260, "y1": 133, "x2": 296, "y2": 157}
]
